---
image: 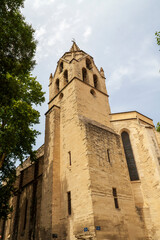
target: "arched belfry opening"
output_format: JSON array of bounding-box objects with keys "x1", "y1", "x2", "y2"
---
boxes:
[
  {"x1": 82, "y1": 68, "x2": 88, "y2": 83},
  {"x1": 93, "y1": 74, "x2": 98, "y2": 89},
  {"x1": 121, "y1": 131, "x2": 139, "y2": 181},
  {"x1": 60, "y1": 61, "x2": 63, "y2": 73},
  {"x1": 86, "y1": 58, "x2": 92, "y2": 70},
  {"x1": 64, "y1": 70, "x2": 68, "y2": 84},
  {"x1": 55, "y1": 79, "x2": 60, "y2": 93}
]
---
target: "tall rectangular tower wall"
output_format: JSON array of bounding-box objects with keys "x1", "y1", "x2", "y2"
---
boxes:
[{"x1": 40, "y1": 106, "x2": 60, "y2": 239}]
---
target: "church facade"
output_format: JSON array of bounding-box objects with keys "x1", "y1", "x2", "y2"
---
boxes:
[{"x1": 1, "y1": 42, "x2": 160, "y2": 240}]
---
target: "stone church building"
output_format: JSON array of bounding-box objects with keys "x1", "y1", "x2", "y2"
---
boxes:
[{"x1": 1, "y1": 42, "x2": 160, "y2": 240}]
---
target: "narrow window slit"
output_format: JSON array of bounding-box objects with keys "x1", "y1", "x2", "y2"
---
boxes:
[
  {"x1": 107, "y1": 149, "x2": 110, "y2": 163},
  {"x1": 112, "y1": 188, "x2": 119, "y2": 209},
  {"x1": 82, "y1": 68, "x2": 87, "y2": 83},
  {"x1": 93, "y1": 74, "x2": 98, "y2": 89},
  {"x1": 60, "y1": 62, "x2": 63, "y2": 72},
  {"x1": 86, "y1": 58, "x2": 92, "y2": 70},
  {"x1": 56, "y1": 79, "x2": 59, "y2": 92},
  {"x1": 67, "y1": 191, "x2": 71, "y2": 215},
  {"x1": 64, "y1": 70, "x2": 68, "y2": 84},
  {"x1": 68, "y1": 151, "x2": 71, "y2": 166}
]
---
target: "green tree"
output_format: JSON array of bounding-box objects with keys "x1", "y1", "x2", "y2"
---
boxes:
[
  {"x1": 0, "y1": 0, "x2": 45, "y2": 219},
  {"x1": 155, "y1": 31, "x2": 160, "y2": 47},
  {"x1": 156, "y1": 122, "x2": 160, "y2": 132},
  {"x1": 155, "y1": 32, "x2": 160, "y2": 132}
]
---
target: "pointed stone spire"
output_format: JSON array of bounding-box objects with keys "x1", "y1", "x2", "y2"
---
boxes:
[
  {"x1": 70, "y1": 40, "x2": 80, "y2": 52},
  {"x1": 100, "y1": 67, "x2": 105, "y2": 78}
]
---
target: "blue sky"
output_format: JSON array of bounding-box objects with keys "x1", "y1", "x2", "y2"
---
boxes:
[{"x1": 22, "y1": 0, "x2": 160, "y2": 149}]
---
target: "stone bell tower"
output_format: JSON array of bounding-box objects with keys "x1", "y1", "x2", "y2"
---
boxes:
[
  {"x1": 48, "y1": 41, "x2": 111, "y2": 127},
  {"x1": 40, "y1": 42, "x2": 147, "y2": 240}
]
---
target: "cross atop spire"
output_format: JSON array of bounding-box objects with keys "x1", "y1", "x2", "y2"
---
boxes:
[{"x1": 69, "y1": 40, "x2": 80, "y2": 52}]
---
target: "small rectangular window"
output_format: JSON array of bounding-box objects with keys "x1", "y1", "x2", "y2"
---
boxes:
[
  {"x1": 112, "y1": 188, "x2": 117, "y2": 197},
  {"x1": 67, "y1": 191, "x2": 71, "y2": 215},
  {"x1": 112, "y1": 188, "x2": 119, "y2": 209},
  {"x1": 107, "y1": 149, "x2": 110, "y2": 163},
  {"x1": 68, "y1": 151, "x2": 71, "y2": 166},
  {"x1": 114, "y1": 198, "x2": 119, "y2": 209}
]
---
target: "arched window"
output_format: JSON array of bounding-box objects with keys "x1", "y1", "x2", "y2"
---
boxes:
[
  {"x1": 121, "y1": 131, "x2": 139, "y2": 181},
  {"x1": 56, "y1": 79, "x2": 59, "y2": 92},
  {"x1": 93, "y1": 74, "x2": 98, "y2": 89},
  {"x1": 82, "y1": 68, "x2": 87, "y2": 83},
  {"x1": 86, "y1": 58, "x2": 92, "y2": 70},
  {"x1": 64, "y1": 70, "x2": 68, "y2": 84},
  {"x1": 60, "y1": 62, "x2": 63, "y2": 73}
]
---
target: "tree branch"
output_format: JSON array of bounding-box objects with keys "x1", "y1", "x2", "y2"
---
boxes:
[{"x1": 0, "y1": 153, "x2": 6, "y2": 169}]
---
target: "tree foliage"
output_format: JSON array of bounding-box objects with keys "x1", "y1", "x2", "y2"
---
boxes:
[
  {"x1": 0, "y1": 0, "x2": 45, "y2": 219},
  {"x1": 155, "y1": 31, "x2": 160, "y2": 47},
  {"x1": 156, "y1": 122, "x2": 160, "y2": 132},
  {"x1": 155, "y1": 32, "x2": 160, "y2": 132}
]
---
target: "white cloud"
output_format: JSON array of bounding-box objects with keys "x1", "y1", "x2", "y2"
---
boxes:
[
  {"x1": 57, "y1": 3, "x2": 66, "y2": 10},
  {"x1": 83, "y1": 26, "x2": 92, "y2": 42},
  {"x1": 59, "y1": 19, "x2": 70, "y2": 31},
  {"x1": 35, "y1": 26, "x2": 46, "y2": 39},
  {"x1": 108, "y1": 66, "x2": 131, "y2": 92},
  {"x1": 77, "y1": 0, "x2": 84, "y2": 4},
  {"x1": 46, "y1": 19, "x2": 71, "y2": 47},
  {"x1": 32, "y1": 0, "x2": 56, "y2": 9},
  {"x1": 108, "y1": 54, "x2": 160, "y2": 96},
  {"x1": 142, "y1": 59, "x2": 160, "y2": 78}
]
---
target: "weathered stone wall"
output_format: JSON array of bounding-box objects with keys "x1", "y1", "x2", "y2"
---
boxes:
[
  {"x1": 40, "y1": 106, "x2": 60, "y2": 239},
  {"x1": 155, "y1": 131, "x2": 160, "y2": 149},
  {"x1": 111, "y1": 118, "x2": 160, "y2": 239},
  {"x1": 1, "y1": 154, "x2": 44, "y2": 240},
  {"x1": 46, "y1": 79, "x2": 96, "y2": 240},
  {"x1": 85, "y1": 120, "x2": 147, "y2": 240}
]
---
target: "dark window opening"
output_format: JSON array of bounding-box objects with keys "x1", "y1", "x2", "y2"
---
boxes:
[
  {"x1": 90, "y1": 89, "x2": 96, "y2": 96},
  {"x1": 121, "y1": 131, "x2": 139, "y2": 181},
  {"x1": 64, "y1": 70, "x2": 68, "y2": 84},
  {"x1": 114, "y1": 198, "x2": 119, "y2": 209},
  {"x1": 1, "y1": 219, "x2": 5, "y2": 240},
  {"x1": 107, "y1": 149, "x2": 110, "y2": 163},
  {"x1": 68, "y1": 151, "x2": 71, "y2": 166},
  {"x1": 56, "y1": 79, "x2": 59, "y2": 92},
  {"x1": 112, "y1": 188, "x2": 119, "y2": 209},
  {"x1": 112, "y1": 188, "x2": 117, "y2": 197},
  {"x1": 59, "y1": 93, "x2": 64, "y2": 100},
  {"x1": 52, "y1": 234, "x2": 58, "y2": 238},
  {"x1": 60, "y1": 62, "x2": 63, "y2": 73},
  {"x1": 82, "y1": 68, "x2": 87, "y2": 83},
  {"x1": 23, "y1": 199, "x2": 28, "y2": 230},
  {"x1": 86, "y1": 58, "x2": 92, "y2": 70},
  {"x1": 93, "y1": 74, "x2": 98, "y2": 89},
  {"x1": 67, "y1": 191, "x2": 71, "y2": 215}
]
